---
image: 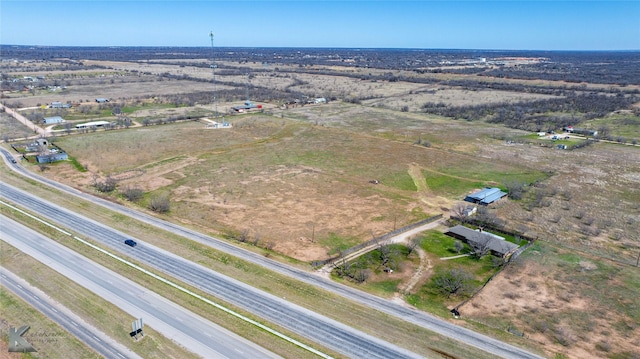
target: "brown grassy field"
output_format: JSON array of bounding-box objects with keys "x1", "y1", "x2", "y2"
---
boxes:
[{"x1": 3, "y1": 57, "x2": 640, "y2": 359}]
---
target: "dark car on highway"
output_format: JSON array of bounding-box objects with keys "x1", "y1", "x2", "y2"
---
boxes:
[{"x1": 124, "y1": 239, "x2": 137, "y2": 247}]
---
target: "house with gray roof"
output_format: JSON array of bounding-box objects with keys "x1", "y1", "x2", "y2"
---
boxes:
[{"x1": 445, "y1": 225, "x2": 519, "y2": 259}]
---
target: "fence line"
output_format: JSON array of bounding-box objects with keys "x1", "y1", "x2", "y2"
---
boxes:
[{"x1": 312, "y1": 214, "x2": 443, "y2": 267}]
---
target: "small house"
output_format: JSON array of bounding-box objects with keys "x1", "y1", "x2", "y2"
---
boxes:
[{"x1": 36, "y1": 152, "x2": 68, "y2": 164}]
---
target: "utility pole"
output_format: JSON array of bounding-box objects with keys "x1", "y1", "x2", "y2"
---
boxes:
[{"x1": 209, "y1": 31, "x2": 218, "y2": 119}]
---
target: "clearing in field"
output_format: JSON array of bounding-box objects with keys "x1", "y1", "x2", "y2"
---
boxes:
[{"x1": 49, "y1": 111, "x2": 542, "y2": 262}]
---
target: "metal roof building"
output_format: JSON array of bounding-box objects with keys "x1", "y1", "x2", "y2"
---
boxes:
[
  {"x1": 42, "y1": 116, "x2": 65, "y2": 125},
  {"x1": 76, "y1": 120, "x2": 111, "y2": 129},
  {"x1": 465, "y1": 187, "x2": 507, "y2": 205}
]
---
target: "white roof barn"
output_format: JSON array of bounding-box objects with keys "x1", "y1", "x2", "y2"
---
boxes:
[{"x1": 42, "y1": 116, "x2": 65, "y2": 125}]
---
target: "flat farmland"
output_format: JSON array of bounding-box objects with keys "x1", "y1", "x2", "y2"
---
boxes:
[
  {"x1": 3, "y1": 51, "x2": 640, "y2": 359},
  {"x1": 50, "y1": 113, "x2": 542, "y2": 261}
]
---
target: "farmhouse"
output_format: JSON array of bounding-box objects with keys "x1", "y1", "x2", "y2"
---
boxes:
[
  {"x1": 36, "y1": 151, "x2": 68, "y2": 164},
  {"x1": 464, "y1": 187, "x2": 507, "y2": 205},
  {"x1": 445, "y1": 225, "x2": 519, "y2": 258},
  {"x1": 42, "y1": 116, "x2": 65, "y2": 125}
]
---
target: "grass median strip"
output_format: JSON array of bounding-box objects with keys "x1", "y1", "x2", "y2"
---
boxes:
[{"x1": 0, "y1": 201, "x2": 337, "y2": 359}]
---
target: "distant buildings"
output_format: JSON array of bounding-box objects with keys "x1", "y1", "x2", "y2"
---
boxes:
[
  {"x1": 563, "y1": 126, "x2": 598, "y2": 137},
  {"x1": 232, "y1": 101, "x2": 262, "y2": 112}
]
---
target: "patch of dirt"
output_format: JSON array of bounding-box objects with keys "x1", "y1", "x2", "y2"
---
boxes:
[{"x1": 460, "y1": 258, "x2": 639, "y2": 359}]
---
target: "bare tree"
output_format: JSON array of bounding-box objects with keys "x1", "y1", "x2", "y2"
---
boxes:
[
  {"x1": 407, "y1": 235, "x2": 422, "y2": 255},
  {"x1": 470, "y1": 237, "x2": 491, "y2": 259},
  {"x1": 451, "y1": 202, "x2": 469, "y2": 222},
  {"x1": 121, "y1": 186, "x2": 144, "y2": 202},
  {"x1": 148, "y1": 195, "x2": 170, "y2": 213},
  {"x1": 64, "y1": 122, "x2": 73, "y2": 135},
  {"x1": 432, "y1": 268, "x2": 473, "y2": 297},
  {"x1": 504, "y1": 180, "x2": 526, "y2": 200},
  {"x1": 454, "y1": 240, "x2": 464, "y2": 254}
]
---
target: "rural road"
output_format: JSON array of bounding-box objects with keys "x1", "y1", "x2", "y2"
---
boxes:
[
  {"x1": 0, "y1": 103, "x2": 44, "y2": 137},
  {"x1": 1, "y1": 267, "x2": 143, "y2": 359},
  {"x1": 0, "y1": 148, "x2": 545, "y2": 359},
  {"x1": 0, "y1": 215, "x2": 281, "y2": 359}
]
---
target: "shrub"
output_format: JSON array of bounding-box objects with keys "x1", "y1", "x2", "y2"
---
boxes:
[
  {"x1": 148, "y1": 195, "x2": 170, "y2": 213},
  {"x1": 121, "y1": 186, "x2": 144, "y2": 202}
]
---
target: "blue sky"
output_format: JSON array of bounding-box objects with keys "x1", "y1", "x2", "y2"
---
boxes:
[{"x1": 1, "y1": 1, "x2": 638, "y2": 50}]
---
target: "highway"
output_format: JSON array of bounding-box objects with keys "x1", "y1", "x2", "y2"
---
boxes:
[
  {"x1": 0, "y1": 215, "x2": 282, "y2": 359},
  {"x1": 1, "y1": 268, "x2": 142, "y2": 359},
  {"x1": 0, "y1": 147, "x2": 544, "y2": 358},
  {"x1": 0, "y1": 183, "x2": 422, "y2": 359}
]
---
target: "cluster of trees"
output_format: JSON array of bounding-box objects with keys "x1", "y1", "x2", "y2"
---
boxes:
[
  {"x1": 334, "y1": 242, "x2": 407, "y2": 283},
  {"x1": 479, "y1": 56, "x2": 640, "y2": 85},
  {"x1": 422, "y1": 92, "x2": 639, "y2": 132},
  {"x1": 5, "y1": 45, "x2": 636, "y2": 85},
  {"x1": 91, "y1": 175, "x2": 170, "y2": 214}
]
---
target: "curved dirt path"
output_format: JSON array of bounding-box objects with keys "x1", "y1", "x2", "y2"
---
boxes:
[{"x1": 398, "y1": 247, "x2": 433, "y2": 295}]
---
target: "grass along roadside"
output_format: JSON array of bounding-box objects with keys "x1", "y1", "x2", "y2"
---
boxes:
[
  {"x1": 0, "y1": 204, "x2": 332, "y2": 359},
  {"x1": 0, "y1": 286, "x2": 101, "y2": 359},
  {"x1": 0, "y1": 242, "x2": 200, "y2": 359},
  {"x1": 0, "y1": 166, "x2": 507, "y2": 359}
]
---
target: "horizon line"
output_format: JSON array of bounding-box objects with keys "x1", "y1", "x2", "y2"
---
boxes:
[{"x1": 2, "y1": 44, "x2": 639, "y2": 53}]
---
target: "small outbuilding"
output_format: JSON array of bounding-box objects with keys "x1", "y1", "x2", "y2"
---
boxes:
[
  {"x1": 464, "y1": 187, "x2": 507, "y2": 205},
  {"x1": 42, "y1": 116, "x2": 65, "y2": 125},
  {"x1": 50, "y1": 102, "x2": 71, "y2": 109},
  {"x1": 95, "y1": 98, "x2": 110, "y2": 103},
  {"x1": 76, "y1": 120, "x2": 111, "y2": 129}
]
